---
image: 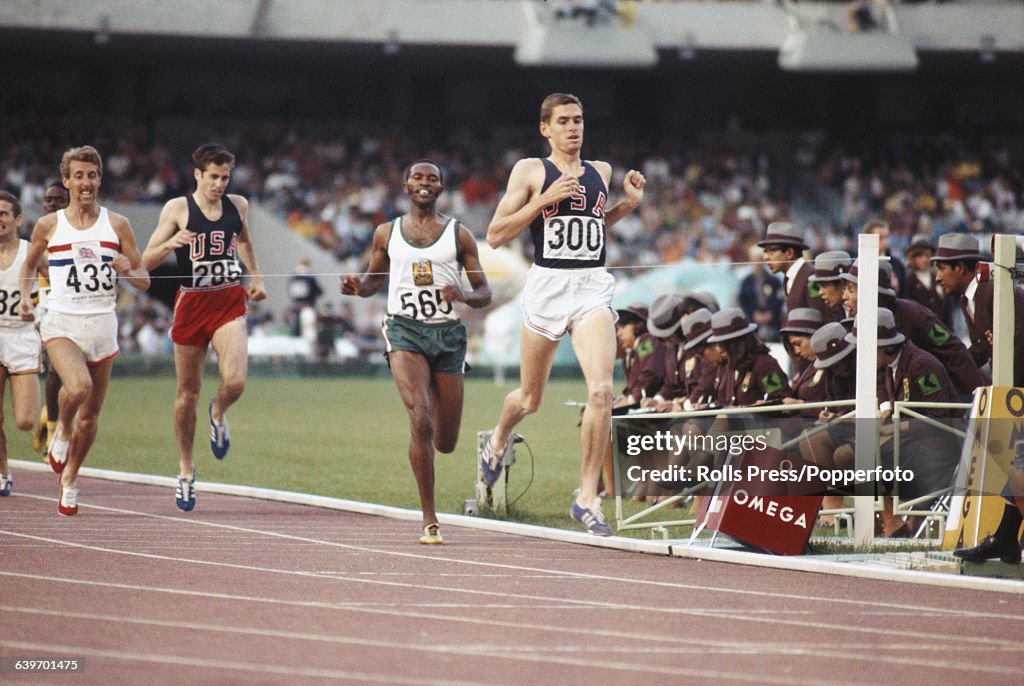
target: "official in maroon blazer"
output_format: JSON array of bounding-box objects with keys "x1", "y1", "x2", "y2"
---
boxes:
[{"x1": 932, "y1": 232, "x2": 1024, "y2": 387}]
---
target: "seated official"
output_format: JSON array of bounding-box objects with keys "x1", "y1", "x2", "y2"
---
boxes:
[
  {"x1": 847, "y1": 307, "x2": 961, "y2": 537},
  {"x1": 778, "y1": 308, "x2": 827, "y2": 419}
]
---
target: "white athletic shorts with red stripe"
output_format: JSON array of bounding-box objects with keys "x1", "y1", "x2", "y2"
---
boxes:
[
  {"x1": 520, "y1": 264, "x2": 616, "y2": 341},
  {"x1": 41, "y1": 310, "x2": 119, "y2": 365}
]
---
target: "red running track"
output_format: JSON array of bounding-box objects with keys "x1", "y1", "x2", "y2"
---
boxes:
[{"x1": 1, "y1": 468, "x2": 1022, "y2": 685}]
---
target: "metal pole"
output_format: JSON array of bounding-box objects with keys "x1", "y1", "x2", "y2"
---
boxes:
[
  {"x1": 853, "y1": 233, "x2": 879, "y2": 547},
  {"x1": 991, "y1": 234, "x2": 1016, "y2": 387}
]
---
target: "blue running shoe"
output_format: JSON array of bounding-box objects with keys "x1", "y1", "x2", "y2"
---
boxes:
[
  {"x1": 571, "y1": 500, "x2": 613, "y2": 537},
  {"x1": 478, "y1": 431, "x2": 510, "y2": 487},
  {"x1": 176, "y1": 469, "x2": 196, "y2": 511},
  {"x1": 209, "y1": 401, "x2": 230, "y2": 460},
  {"x1": 0, "y1": 474, "x2": 11, "y2": 496}
]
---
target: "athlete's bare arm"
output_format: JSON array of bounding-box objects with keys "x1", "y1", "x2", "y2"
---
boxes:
[
  {"x1": 440, "y1": 225, "x2": 492, "y2": 310},
  {"x1": 17, "y1": 214, "x2": 56, "y2": 320},
  {"x1": 341, "y1": 222, "x2": 391, "y2": 298},
  {"x1": 230, "y1": 195, "x2": 266, "y2": 302},
  {"x1": 142, "y1": 197, "x2": 192, "y2": 272},
  {"x1": 486, "y1": 158, "x2": 581, "y2": 249},
  {"x1": 109, "y1": 211, "x2": 151, "y2": 292},
  {"x1": 596, "y1": 163, "x2": 645, "y2": 229}
]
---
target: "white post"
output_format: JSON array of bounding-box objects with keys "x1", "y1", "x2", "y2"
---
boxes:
[
  {"x1": 853, "y1": 233, "x2": 879, "y2": 547},
  {"x1": 991, "y1": 234, "x2": 1016, "y2": 387}
]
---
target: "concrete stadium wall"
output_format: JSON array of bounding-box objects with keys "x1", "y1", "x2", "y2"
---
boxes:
[{"x1": 1, "y1": 0, "x2": 1020, "y2": 53}]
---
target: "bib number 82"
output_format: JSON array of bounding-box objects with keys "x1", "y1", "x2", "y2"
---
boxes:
[{"x1": 400, "y1": 288, "x2": 453, "y2": 320}]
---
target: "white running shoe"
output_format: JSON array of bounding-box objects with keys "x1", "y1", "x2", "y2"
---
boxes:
[
  {"x1": 48, "y1": 428, "x2": 69, "y2": 474},
  {"x1": 59, "y1": 483, "x2": 79, "y2": 516}
]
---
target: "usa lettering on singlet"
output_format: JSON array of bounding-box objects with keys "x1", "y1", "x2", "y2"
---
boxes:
[
  {"x1": 175, "y1": 195, "x2": 243, "y2": 291},
  {"x1": 386, "y1": 216, "x2": 463, "y2": 323},
  {"x1": 46, "y1": 208, "x2": 120, "y2": 315},
  {"x1": 528, "y1": 159, "x2": 608, "y2": 269},
  {"x1": 0, "y1": 240, "x2": 37, "y2": 327}
]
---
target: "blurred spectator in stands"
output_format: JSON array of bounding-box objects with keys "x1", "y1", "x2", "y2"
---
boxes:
[
  {"x1": 847, "y1": 0, "x2": 882, "y2": 33},
  {"x1": 287, "y1": 257, "x2": 323, "y2": 310},
  {"x1": 555, "y1": 0, "x2": 619, "y2": 27},
  {"x1": 737, "y1": 244, "x2": 785, "y2": 343},
  {"x1": 904, "y1": 234, "x2": 954, "y2": 329},
  {"x1": 864, "y1": 219, "x2": 905, "y2": 297}
]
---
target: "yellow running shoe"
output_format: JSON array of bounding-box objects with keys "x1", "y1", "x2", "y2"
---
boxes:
[
  {"x1": 419, "y1": 523, "x2": 443, "y2": 545},
  {"x1": 31, "y1": 407, "x2": 48, "y2": 452}
]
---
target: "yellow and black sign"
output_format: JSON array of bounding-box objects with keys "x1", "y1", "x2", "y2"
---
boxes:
[{"x1": 942, "y1": 387, "x2": 1024, "y2": 550}]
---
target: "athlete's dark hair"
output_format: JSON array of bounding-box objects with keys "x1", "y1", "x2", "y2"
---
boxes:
[
  {"x1": 404, "y1": 159, "x2": 444, "y2": 184},
  {"x1": 0, "y1": 190, "x2": 21, "y2": 217},
  {"x1": 192, "y1": 143, "x2": 236, "y2": 172},
  {"x1": 540, "y1": 93, "x2": 583, "y2": 123}
]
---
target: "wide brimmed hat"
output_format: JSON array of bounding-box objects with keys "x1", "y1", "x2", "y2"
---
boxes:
[
  {"x1": 845, "y1": 307, "x2": 905, "y2": 347},
  {"x1": 647, "y1": 294, "x2": 685, "y2": 338},
  {"x1": 681, "y1": 308, "x2": 714, "y2": 350},
  {"x1": 812, "y1": 322, "x2": 856, "y2": 369},
  {"x1": 839, "y1": 259, "x2": 896, "y2": 297},
  {"x1": 706, "y1": 307, "x2": 758, "y2": 343},
  {"x1": 615, "y1": 302, "x2": 649, "y2": 326},
  {"x1": 808, "y1": 250, "x2": 852, "y2": 283},
  {"x1": 757, "y1": 221, "x2": 808, "y2": 251},
  {"x1": 929, "y1": 233, "x2": 987, "y2": 263},
  {"x1": 779, "y1": 307, "x2": 823, "y2": 336},
  {"x1": 680, "y1": 290, "x2": 720, "y2": 315},
  {"x1": 905, "y1": 234, "x2": 934, "y2": 258}
]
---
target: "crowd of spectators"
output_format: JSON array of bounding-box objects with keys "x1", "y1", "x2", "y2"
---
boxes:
[{"x1": 1, "y1": 117, "x2": 1020, "y2": 360}]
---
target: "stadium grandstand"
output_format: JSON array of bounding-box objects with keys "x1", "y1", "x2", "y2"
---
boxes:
[{"x1": 2, "y1": 2, "x2": 1024, "y2": 683}]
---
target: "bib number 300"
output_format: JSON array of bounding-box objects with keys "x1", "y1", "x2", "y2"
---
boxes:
[
  {"x1": 543, "y1": 216, "x2": 603, "y2": 261},
  {"x1": 400, "y1": 288, "x2": 453, "y2": 321}
]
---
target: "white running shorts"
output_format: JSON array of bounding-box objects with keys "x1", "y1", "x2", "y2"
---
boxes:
[
  {"x1": 521, "y1": 265, "x2": 616, "y2": 341},
  {"x1": 0, "y1": 325, "x2": 42, "y2": 374},
  {"x1": 41, "y1": 310, "x2": 119, "y2": 365}
]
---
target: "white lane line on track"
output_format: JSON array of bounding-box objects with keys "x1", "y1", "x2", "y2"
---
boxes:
[
  {"x1": 0, "y1": 639, "x2": 480, "y2": 686},
  {"x1": 4, "y1": 570, "x2": 1020, "y2": 657},
  {"x1": 3, "y1": 569, "x2": 1022, "y2": 677},
  {"x1": 5, "y1": 492, "x2": 1022, "y2": 623},
  {"x1": 4, "y1": 606, "x2": 1009, "y2": 685}
]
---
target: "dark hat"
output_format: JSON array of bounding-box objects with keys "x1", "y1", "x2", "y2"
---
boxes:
[
  {"x1": 615, "y1": 302, "x2": 649, "y2": 325},
  {"x1": 706, "y1": 307, "x2": 758, "y2": 343},
  {"x1": 845, "y1": 307, "x2": 905, "y2": 348},
  {"x1": 779, "y1": 307, "x2": 823, "y2": 336},
  {"x1": 812, "y1": 322, "x2": 856, "y2": 369},
  {"x1": 647, "y1": 294, "x2": 685, "y2": 338},
  {"x1": 929, "y1": 233, "x2": 987, "y2": 263},
  {"x1": 808, "y1": 250, "x2": 852, "y2": 283},
  {"x1": 681, "y1": 308, "x2": 714, "y2": 350},
  {"x1": 757, "y1": 221, "x2": 808, "y2": 251},
  {"x1": 905, "y1": 234, "x2": 933, "y2": 258},
  {"x1": 839, "y1": 259, "x2": 896, "y2": 298},
  {"x1": 680, "y1": 290, "x2": 720, "y2": 315}
]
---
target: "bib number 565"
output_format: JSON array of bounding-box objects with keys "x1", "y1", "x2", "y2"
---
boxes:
[{"x1": 400, "y1": 289, "x2": 453, "y2": 320}]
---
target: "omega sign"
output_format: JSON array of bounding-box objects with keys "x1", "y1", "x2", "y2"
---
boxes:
[{"x1": 731, "y1": 489, "x2": 810, "y2": 529}]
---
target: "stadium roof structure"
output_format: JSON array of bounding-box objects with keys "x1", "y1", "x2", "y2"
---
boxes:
[{"x1": 0, "y1": 0, "x2": 1020, "y2": 72}]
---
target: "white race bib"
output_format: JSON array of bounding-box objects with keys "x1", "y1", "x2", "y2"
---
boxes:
[
  {"x1": 192, "y1": 259, "x2": 242, "y2": 289},
  {"x1": 541, "y1": 215, "x2": 604, "y2": 261}
]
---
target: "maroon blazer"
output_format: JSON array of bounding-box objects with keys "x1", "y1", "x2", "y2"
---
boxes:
[
  {"x1": 905, "y1": 270, "x2": 954, "y2": 329},
  {"x1": 885, "y1": 296, "x2": 988, "y2": 399},
  {"x1": 961, "y1": 281, "x2": 1024, "y2": 387}
]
